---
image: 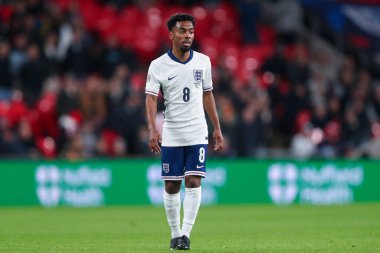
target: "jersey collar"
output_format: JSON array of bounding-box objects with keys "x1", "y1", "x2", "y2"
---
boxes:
[{"x1": 167, "y1": 49, "x2": 193, "y2": 64}]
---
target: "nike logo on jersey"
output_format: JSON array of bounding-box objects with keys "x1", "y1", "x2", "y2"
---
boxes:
[
  {"x1": 196, "y1": 165, "x2": 204, "y2": 169},
  {"x1": 168, "y1": 75, "x2": 177, "y2": 80}
]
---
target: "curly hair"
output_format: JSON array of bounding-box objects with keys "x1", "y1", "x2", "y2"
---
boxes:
[{"x1": 166, "y1": 13, "x2": 196, "y2": 31}]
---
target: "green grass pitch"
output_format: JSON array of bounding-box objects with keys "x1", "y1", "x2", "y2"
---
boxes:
[{"x1": 0, "y1": 203, "x2": 379, "y2": 253}]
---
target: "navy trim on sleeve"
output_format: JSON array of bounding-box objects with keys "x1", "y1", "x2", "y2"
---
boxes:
[
  {"x1": 145, "y1": 90, "x2": 159, "y2": 96},
  {"x1": 203, "y1": 87, "x2": 213, "y2": 91}
]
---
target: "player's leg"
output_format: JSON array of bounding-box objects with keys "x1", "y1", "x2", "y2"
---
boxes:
[
  {"x1": 183, "y1": 175, "x2": 201, "y2": 239},
  {"x1": 164, "y1": 180, "x2": 182, "y2": 240},
  {"x1": 164, "y1": 180, "x2": 182, "y2": 250},
  {"x1": 178, "y1": 144, "x2": 207, "y2": 250},
  {"x1": 161, "y1": 146, "x2": 185, "y2": 249}
]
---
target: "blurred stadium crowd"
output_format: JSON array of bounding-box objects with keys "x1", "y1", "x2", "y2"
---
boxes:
[{"x1": 0, "y1": 0, "x2": 379, "y2": 159}]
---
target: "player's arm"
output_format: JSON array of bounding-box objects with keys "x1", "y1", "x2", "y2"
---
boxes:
[
  {"x1": 203, "y1": 91, "x2": 224, "y2": 151},
  {"x1": 145, "y1": 94, "x2": 161, "y2": 154}
]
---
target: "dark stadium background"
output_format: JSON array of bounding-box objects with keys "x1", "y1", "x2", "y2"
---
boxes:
[{"x1": 0, "y1": 0, "x2": 379, "y2": 160}]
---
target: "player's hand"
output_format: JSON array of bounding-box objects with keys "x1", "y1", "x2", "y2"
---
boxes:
[
  {"x1": 213, "y1": 129, "x2": 224, "y2": 151},
  {"x1": 148, "y1": 129, "x2": 161, "y2": 154}
]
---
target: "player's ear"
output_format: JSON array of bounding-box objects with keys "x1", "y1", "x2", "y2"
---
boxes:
[{"x1": 169, "y1": 31, "x2": 173, "y2": 40}]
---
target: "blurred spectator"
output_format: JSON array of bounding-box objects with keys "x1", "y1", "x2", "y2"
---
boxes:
[
  {"x1": 317, "y1": 120, "x2": 342, "y2": 158},
  {"x1": 43, "y1": 31, "x2": 61, "y2": 75},
  {"x1": 102, "y1": 35, "x2": 127, "y2": 79},
  {"x1": 332, "y1": 55, "x2": 356, "y2": 107},
  {"x1": 8, "y1": 1, "x2": 27, "y2": 36},
  {"x1": 103, "y1": 91, "x2": 145, "y2": 155},
  {"x1": 286, "y1": 41, "x2": 310, "y2": 87},
  {"x1": 341, "y1": 105, "x2": 370, "y2": 154},
  {"x1": 56, "y1": 74, "x2": 81, "y2": 151},
  {"x1": 87, "y1": 38, "x2": 105, "y2": 75},
  {"x1": 25, "y1": 0, "x2": 45, "y2": 16},
  {"x1": 261, "y1": 42, "x2": 287, "y2": 78},
  {"x1": 271, "y1": 0, "x2": 302, "y2": 44},
  {"x1": 20, "y1": 43, "x2": 49, "y2": 106},
  {"x1": 362, "y1": 122, "x2": 380, "y2": 158},
  {"x1": 290, "y1": 122, "x2": 316, "y2": 159},
  {"x1": 326, "y1": 95, "x2": 342, "y2": 122},
  {"x1": 215, "y1": 94, "x2": 238, "y2": 157},
  {"x1": 95, "y1": 129, "x2": 127, "y2": 157},
  {"x1": 310, "y1": 48, "x2": 337, "y2": 86},
  {"x1": 0, "y1": 121, "x2": 26, "y2": 156},
  {"x1": 0, "y1": 93, "x2": 31, "y2": 157},
  {"x1": 369, "y1": 83, "x2": 380, "y2": 121},
  {"x1": 79, "y1": 75, "x2": 107, "y2": 126},
  {"x1": 62, "y1": 133, "x2": 86, "y2": 160},
  {"x1": 308, "y1": 72, "x2": 328, "y2": 107},
  {"x1": 234, "y1": 84, "x2": 271, "y2": 156},
  {"x1": 55, "y1": 12, "x2": 74, "y2": 61},
  {"x1": 56, "y1": 74, "x2": 80, "y2": 117},
  {"x1": 235, "y1": 0, "x2": 261, "y2": 44},
  {"x1": 64, "y1": 27, "x2": 89, "y2": 77},
  {"x1": 310, "y1": 103, "x2": 328, "y2": 130},
  {"x1": 136, "y1": 125, "x2": 151, "y2": 155},
  {"x1": 282, "y1": 83, "x2": 311, "y2": 139},
  {"x1": 356, "y1": 69, "x2": 372, "y2": 104},
  {"x1": 17, "y1": 118, "x2": 37, "y2": 157},
  {"x1": 23, "y1": 13, "x2": 41, "y2": 45},
  {"x1": 214, "y1": 65, "x2": 235, "y2": 94},
  {"x1": 105, "y1": 63, "x2": 130, "y2": 112},
  {"x1": 9, "y1": 32, "x2": 28, "y2": 78},
  {"x1": 0, "y1": 40, "x2": 12, "y2": 100}
]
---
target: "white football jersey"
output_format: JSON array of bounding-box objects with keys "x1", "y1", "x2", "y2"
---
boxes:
[{"x1": 145, "y1": 49, "x2": 213, "y2": 146}]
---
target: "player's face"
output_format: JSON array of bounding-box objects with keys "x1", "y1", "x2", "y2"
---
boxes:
[{"x1": 170, "y1": 21, "x2": 194, "y2": 52}]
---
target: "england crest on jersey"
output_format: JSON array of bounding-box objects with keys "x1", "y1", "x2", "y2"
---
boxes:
[{"x1": 193, "y1": 69, "x2": 203, "y2": 84}]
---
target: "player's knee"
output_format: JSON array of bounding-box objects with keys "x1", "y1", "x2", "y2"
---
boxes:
[
  {"x1": 185, "y1": 176, "x2": 201, "y2": 188},
  {"x1": 165, "y1": 181, "x2": 181, "y2": 194}
]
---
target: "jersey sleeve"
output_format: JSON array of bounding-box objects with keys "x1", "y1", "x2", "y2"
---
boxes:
[
  {"x1": 145, "y1": 62, "x2": 160, "y2": 96},
  {"x1": 203, "y1": 57, "x2": 213, "y2": 92}
]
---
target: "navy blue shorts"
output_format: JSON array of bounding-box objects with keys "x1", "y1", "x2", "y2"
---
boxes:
[{"x1": 161, "y1": 144, "x2": 208, "y2": 180}]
